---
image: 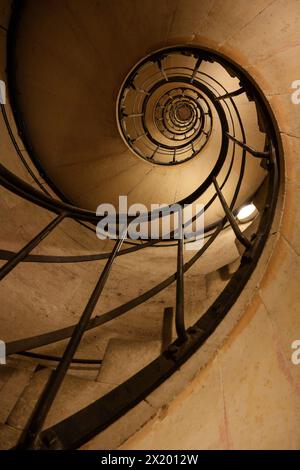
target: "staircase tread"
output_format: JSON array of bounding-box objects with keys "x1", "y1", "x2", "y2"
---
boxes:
[
  {"x1": 0, "y1": 424, "x2": 21, "y2": 450},
  {"x1": 0, "y1": 365, "x2": 34, "y2": 424},
  {"x1": 80, "y1": 400, "x2": 156, "y2": 451},
  {"x1": 97, "y1": 338, "x2": 162, "y2": 385},
  {"x1": 7, "y1": 368, "x2": 114, "y2": 431},
  {"x1": 0, "y1": 365, "x2": 15, "y2": 392}
]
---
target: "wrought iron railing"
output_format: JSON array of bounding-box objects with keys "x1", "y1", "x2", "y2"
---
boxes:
[{"x1": 0, "y1": 43, "x2": 280, "y2": 449}]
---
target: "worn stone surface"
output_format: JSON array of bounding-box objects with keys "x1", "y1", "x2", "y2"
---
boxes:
[
  {"x1": 119, "y1": 0, "x2": 300, "y2": 449},
  {"x1": 97, "y1": 338, "x2": 162, "y2": 385},
  {"x1": 122, "y1": 295, "x2": 300, "y2": 450},
  {"x1": 259, "y1": 237, "x2": 300, "y2": 385},
  {"x1": 0, "y1": 0, "x2": 299, "y2": 452},
  {"x1": 0, "y1": 366, "x2": 34, "y2": 424},
  {"x1": 7, "y1": 368, "x2": 114, "y2": 430},
  {"x1": 0, "y1": 365, "x2": 14, "y2": 391},
  {"x1": 121, "y1": 358, "x2": 225, "y2": 450},
  {"x1": 280, "y1": 180, "x2": 300, "y2": 255},
  {"x1": 223, "y1": 0, "x2": 300, "y2": 65},
  {"x1": 7, "y1": 0, "x2": 266, "y2": 217},
  {"x1": 0, "y1": 424, "x2": 21, "y2": 450},
  {"x1": 219, "y1": 301, "x2": 300, "y2": 449},
  {"x1": 81, "y1": 400, "x2": 156, "y2": 450}
]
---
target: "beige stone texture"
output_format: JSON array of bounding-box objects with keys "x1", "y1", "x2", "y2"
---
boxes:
[
  {"x1": 120, "y1": 0, "x2": 300, "y2": 450},
  {"x1": 0, "y1": 0, "x2": 299, "y2": 452},
  {"x1": 7, "y1": 368, "x2": 114, "y2": 430},
  {"x1": 0, "y1": 424, "x2": 21, "y2": 450},
  {"x1": 97, "y1": 338, "x2": 162, "y2": 385},
  {"x1": 0, "y1": 366, "x2": 34, "y2": 424}
]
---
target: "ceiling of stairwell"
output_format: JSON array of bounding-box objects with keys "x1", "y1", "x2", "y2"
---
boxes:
[{"x1": 9, "y1": 0, "x2": 267, "y2": 227}]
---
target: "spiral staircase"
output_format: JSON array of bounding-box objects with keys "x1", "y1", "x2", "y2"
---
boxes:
[{"x1": 1, "y1": 0, "x2": 295, "y2": 451}]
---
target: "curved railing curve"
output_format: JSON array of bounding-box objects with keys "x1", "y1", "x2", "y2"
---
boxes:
[{"x1": 0, "y1": 27, "x2": 281, "y2": 450}]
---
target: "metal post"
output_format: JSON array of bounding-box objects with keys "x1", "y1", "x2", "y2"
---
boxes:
[
  {"x1": 16, "y1": 230, "x2": 126, "y2": 449},
  {"x1": 0, "y1": 213, "x2": 66, "y2": 281},
  {"x1": 226, "y1": 133, "x2": 270, "y2": 159},
  {"x1": 213, "y1": 177, "x2": 251, "y2": 249},
  {"x1": 175, "y1": 212, "x2": 187, "y2": 342}
]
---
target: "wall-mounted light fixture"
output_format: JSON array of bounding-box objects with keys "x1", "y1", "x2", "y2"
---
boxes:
[{"x1": 237, "y1": 203, "x2": 258, "y2": 223}]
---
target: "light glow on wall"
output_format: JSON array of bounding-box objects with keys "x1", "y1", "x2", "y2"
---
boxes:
[{"x1": 237, "y1": 203, "x2": 257, "y2": 222}]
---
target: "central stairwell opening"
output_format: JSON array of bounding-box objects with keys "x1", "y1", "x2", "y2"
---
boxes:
[{"x1": 0, "y1": 0, "x2": 283, "y2": 451}]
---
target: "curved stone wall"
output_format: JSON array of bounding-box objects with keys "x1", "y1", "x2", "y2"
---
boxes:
[{"x1": 0, "y1": 0, "x2": 299, "y2": 450}]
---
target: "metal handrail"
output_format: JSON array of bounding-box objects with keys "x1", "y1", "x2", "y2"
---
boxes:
[
  {"x1": 17, "y1": 231, "x2": 126, "y2": 449},
  {"x1": 175, "y1": 222, "x2": 187, "y2": 341},
  {"x1": 0, "y1": 34, "x2": 280, "y2": 449},
  {"x1": 0, "y1": 52, "x2": 244, "y2": 242},
  {"x1": 213, "y1": 177, "x2": 251, "y2": 249},
  {"x1": 0, "y1": 213, "x2": 66, "y2": 281},
  {"x1": 6, "y1": 223, "x2": 225, "y2": 356},
  {"x1": 17, "y1": 351, "x2": 102, "y2": 365},
  {"x1": 38, "y1": 144, "x2": 279, "y2": 450}
]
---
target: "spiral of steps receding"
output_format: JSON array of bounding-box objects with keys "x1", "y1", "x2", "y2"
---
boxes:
[
  {"x1": 9, "y1": 2, "x2": 266, "y2": 223},
  {"x1": 0, "y1": 0, "x2": 284, "y2": 451},
  {"x1": 0, "y1": 265, "x2": 232, "y2": 450}
]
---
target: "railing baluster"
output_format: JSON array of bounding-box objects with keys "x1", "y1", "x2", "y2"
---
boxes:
[
  {"x1": 175, "y1": 218, "x2": 187, "y2": 342},
  {"x1": 161, "y1": 307, "x2": 174, "y2": 352},
  {"x1": 0, "y1": 213, "x2": 66, "y2": 281},
  {"x1": 5, "y1": 225, "x2": 224, "y2": 357},
  {"x1": 157, "y1": 59, "x2": 168, "y2": 82},
  {"x1": 226, "y1": 132, "x2": 270, "y2": 159},
  {"x1": 216, "y1": 87, "x2": 245, "y2": 101},
  {"x1": 16, "y1": 229, "x2": 126, "y2": 449},
  {"x1": 190, "y1": 57, "x2": 202, "y2": 83},
  {"x1": 213, "y1": 177, "x2": 251, "y2": 249}
]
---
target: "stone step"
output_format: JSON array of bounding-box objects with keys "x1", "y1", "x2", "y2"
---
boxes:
[
  {"x1": 0, "y1": 424, "x2": 21, "y2": 450},
  {"x1": 183, "y1": 271, "x2": 207, "y2": 330},
  {"x1": 97, "y1": 338, "x2": 162, "y2": 386},
  {"x1": 7, "y1": 367, "x2": 113, "y2": 434},
  {"x1": 0, "y1": 365, "x2": 14, "y2": 391},
  {"x1": 0, "y1": 360, "x2": 156, "y2": 450},
  {"x1": 20, "y1": 355, "x2": 102, "y2": 382},
  {"x1": 204, "y1": 257, "x2": 241, "y2": 305},
  {"x1": 0, "y1": 358, "x2": 36, "y2": 424}
]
